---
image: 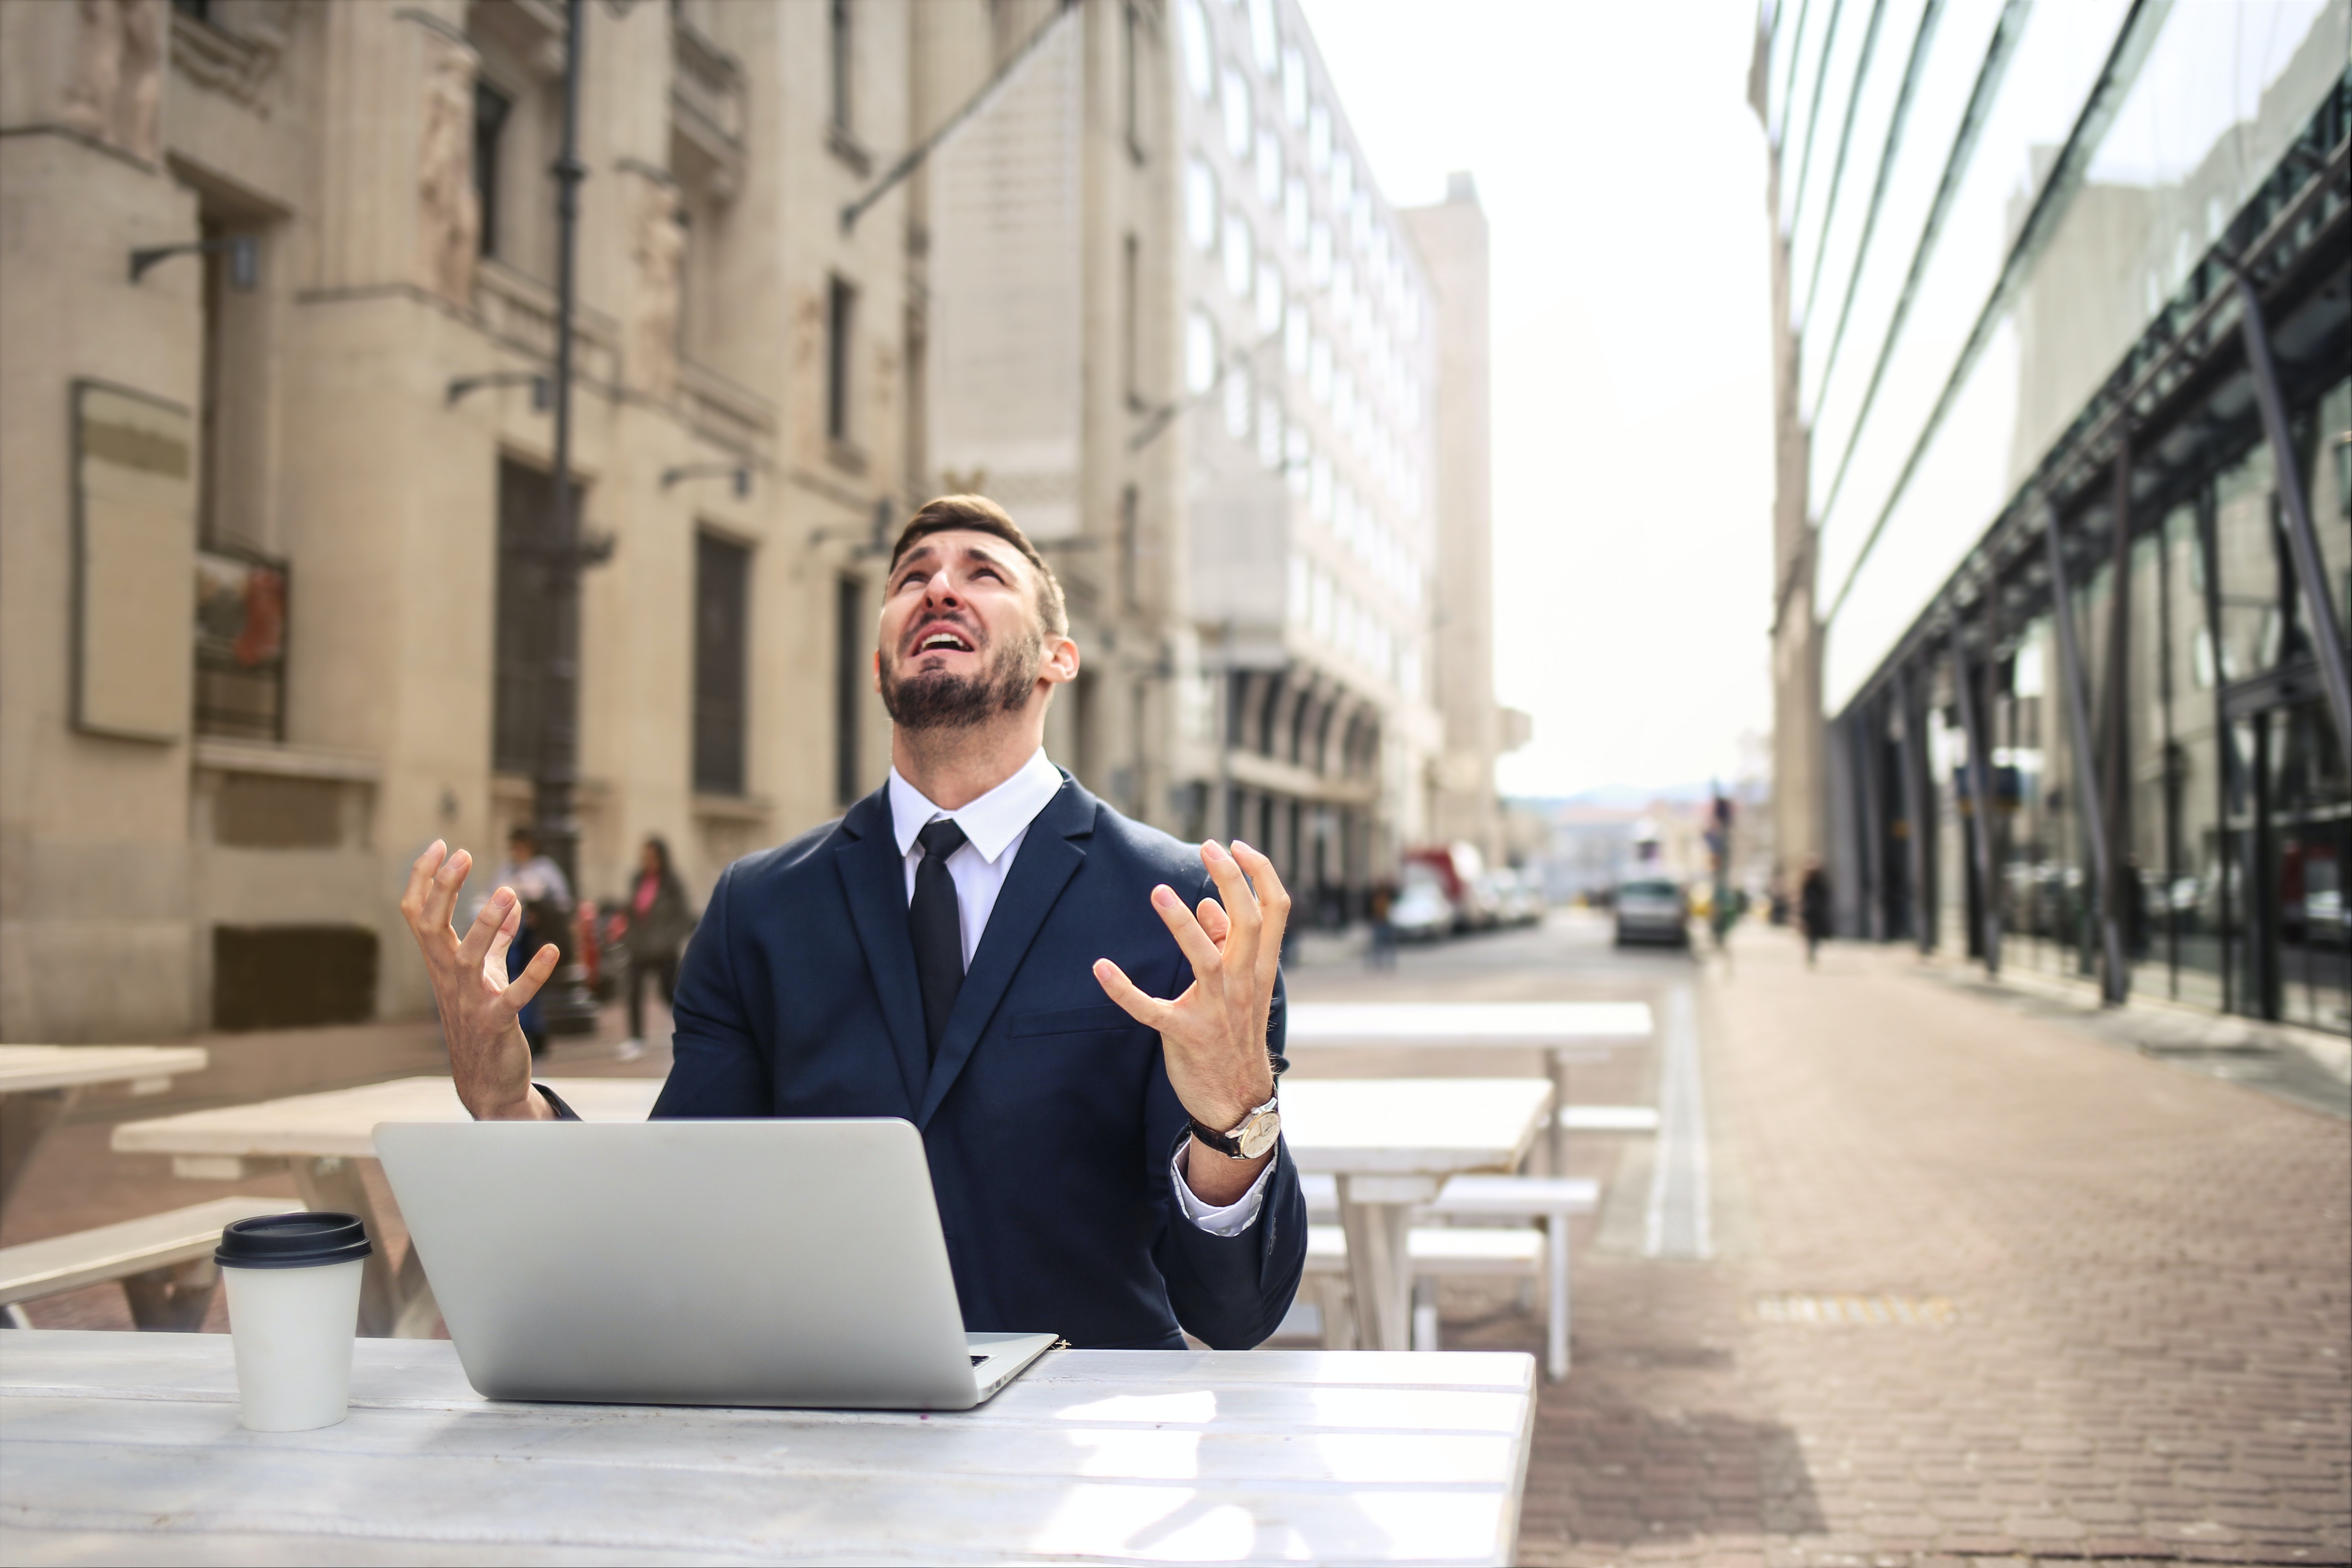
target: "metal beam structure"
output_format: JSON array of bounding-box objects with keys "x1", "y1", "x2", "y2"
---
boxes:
[
  {"x1": 2042, "y1": 500, "x2": 2128, "y2": 1004},
  {"x1": 2232, "y1": 270, "x2": 2352, "y2": 776},
  {"x1": 1895, "y1": 666, "x2": 1933, "y2": 953},
  {"x1": 1949, "y1": 618, "x2": 2001, "y2": 974}
]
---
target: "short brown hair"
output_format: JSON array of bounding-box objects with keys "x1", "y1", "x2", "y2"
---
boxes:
[{"x1": 888, "y1": 495, "x2": 1069, "y2": 637}]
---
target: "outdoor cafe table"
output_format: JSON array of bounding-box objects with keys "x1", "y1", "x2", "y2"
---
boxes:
[
  {"x1": 0, "y1": 1329, "x2": 1537, "y2": 1566},
  {"x1": 1284, "y1": 1002, "x2": 1652, "y2": 1172},
  {"x1": 1277, "y1": 1077, "x2": 1555, "y2": 1355},
  {"x1": 111, "y1": 1076, "x2": 661, "y2": 1338},
  {"x1": 0, "y1": 1045, "x2": 210, "y2": 1220},
  {"x1": 113, "y1": 1073, "x2": 1549, "y2": 1355}
]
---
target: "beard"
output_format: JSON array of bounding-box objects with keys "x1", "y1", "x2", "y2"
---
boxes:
[{"x1": 879, "y1": 623, "x2": 1042, "y2": 730}]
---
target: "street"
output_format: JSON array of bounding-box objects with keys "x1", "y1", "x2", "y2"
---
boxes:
[{"x1": 1285, "y1": 911, "x2": 2352, "y2": 1567}]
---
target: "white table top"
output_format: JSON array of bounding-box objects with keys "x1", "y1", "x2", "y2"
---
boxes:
[
  {"x1": 114, "y1": 1073, "x2": 1551, "y2": 1182},
  {"x1": 111, "y1": 1076, "x2": 663, "y2": 1160},
  {"x1": 1285, "y1": 1002, "x2": 1653, "y2": 1046},
  {"x1": 0, "y1": 1330, "x2": 1535, "y2": 1566},
  {"x1": 1278, "y1": 1078, "x2": 1554, "y2": 1177},
  {"x1": 0, "y1": 1045, "x2": 209, "y2": 1095}
]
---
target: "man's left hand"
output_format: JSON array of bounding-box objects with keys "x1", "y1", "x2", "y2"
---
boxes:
[{"x1": 1094, "y1": 841, "x2": 1288, "y2": 1204}]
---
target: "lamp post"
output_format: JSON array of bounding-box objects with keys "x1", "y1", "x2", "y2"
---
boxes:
[{"x1": 532, "y1": 0, "x2": 599, "y2": 1036}]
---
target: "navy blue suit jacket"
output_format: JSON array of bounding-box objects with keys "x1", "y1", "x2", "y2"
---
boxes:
[{"x1": 648, "y1": 774, "x2": 1307, "y2": 1350}]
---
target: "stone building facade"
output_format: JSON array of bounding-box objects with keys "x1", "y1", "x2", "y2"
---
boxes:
[{"x1": 0, "y1": 0, "x2": 1500, "y2": 1043}]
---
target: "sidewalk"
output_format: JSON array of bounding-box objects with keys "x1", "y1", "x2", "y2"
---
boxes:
[{"x1": 1454, "y1": 924, "x2": 2351, "y2": 1567}]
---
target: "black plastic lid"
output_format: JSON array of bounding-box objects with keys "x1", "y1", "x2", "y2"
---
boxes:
[{"x1": 215, "y1": 1211, "x2": 373, "y2": 1270}]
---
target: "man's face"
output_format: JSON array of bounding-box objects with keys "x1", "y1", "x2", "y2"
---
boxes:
[{"x1": 875, "y1": 531, "x2": 1061, "y2": 730}]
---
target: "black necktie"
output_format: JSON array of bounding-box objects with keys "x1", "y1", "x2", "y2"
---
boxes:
[{"x1": 909, "y1": 819, "x2": 969, "y2": 1063}]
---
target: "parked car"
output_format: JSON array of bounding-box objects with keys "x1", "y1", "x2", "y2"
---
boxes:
[
  {"x1": 1404, "y1": 842, "x2": 1495, "y2": 932},
  {"x1": 1495, "y1": 869, "x2": 1547, "y2": 928},
  {"x1": 1613, "y1": 877, "x2": 1690, "y2": 947},
  {"x1": 1391, "y1": 866, "x2": 1457, "y2": 942}
]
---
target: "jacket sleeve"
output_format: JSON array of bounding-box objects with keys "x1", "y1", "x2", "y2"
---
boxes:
[
  {"x1": 650, "y1": 861, "x2": 774, "y2": 1117},
  {"x1": 1147, "y1": 966, "x2": 1307, "y2": 1349}
]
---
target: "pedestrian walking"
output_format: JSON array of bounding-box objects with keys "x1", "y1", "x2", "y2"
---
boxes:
[
  {"x1": 485, "y1": 826, "x2": 573, "y2": 1055},
  {"x1": 1366, "y1": 881, "x2": 1398, "y2": 971},
  {"x1": 1798, "y1": 856, "x2": 1830, "y2": 969},
  {"x1": 620, "y1": 836, "x2": 694, "y2": 1058}
]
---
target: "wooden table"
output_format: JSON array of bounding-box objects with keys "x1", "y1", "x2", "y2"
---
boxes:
[
  {"x1": 1285, "y1": 1002, "x2": 1652, "y2": 1173},
  {"x1": 111, "y1": 1077, "x2": 660, "y2": 1338},
  {"x1": 1278, "y1": 1078, "x2": 1555, "y2": 1354},
  {"x1": 0, "y1": 1046, "x2": 209, "y2": 1220},
  {"x1": 0, "y1": 1329, "x2": 1536, "y2": 1566}
]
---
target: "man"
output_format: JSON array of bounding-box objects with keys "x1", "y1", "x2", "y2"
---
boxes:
[
  {"x1": 401, "y1": 495, "x2": 1307, "y2": 1349},
  {"x1": 479, "y1": 826, "x2": 571, "y2": 1056},
  {"x1": 1798, "y1": 856, "x2": 1831, "y2": 968}
]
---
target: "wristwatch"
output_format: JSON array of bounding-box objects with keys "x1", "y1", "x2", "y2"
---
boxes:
[{"x1": 1189, "y1": 1093, "x2": 1281, "y2": 1160}]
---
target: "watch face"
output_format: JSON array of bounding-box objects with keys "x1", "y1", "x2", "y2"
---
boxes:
[{"x1": 1237, "y1": 1109, "x2": 1281, "y2": 1160}]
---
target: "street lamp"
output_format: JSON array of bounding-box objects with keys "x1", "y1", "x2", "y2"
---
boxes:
[{"x1": 530, "y1": 0, "x2": 600, "y2": 1037}]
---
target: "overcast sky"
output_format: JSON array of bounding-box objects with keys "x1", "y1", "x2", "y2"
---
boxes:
[{"x1": 1298, "y1": 0, "x2": 1779, "y2": 799}]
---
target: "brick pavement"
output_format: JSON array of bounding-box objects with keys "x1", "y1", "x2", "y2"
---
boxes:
[{"x1": 1345, "y1": 921, "x2": 2351, "y2": 1568}]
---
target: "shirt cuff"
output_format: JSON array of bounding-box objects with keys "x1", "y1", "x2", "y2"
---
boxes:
[{"x1": 1170, "y1": 1141, "x2": 1272, "y2": 1236}]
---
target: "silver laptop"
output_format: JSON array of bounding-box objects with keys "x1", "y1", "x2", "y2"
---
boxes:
[{"x1": 373, "y1": 1118, "x2": 1058, "y2": 1410}]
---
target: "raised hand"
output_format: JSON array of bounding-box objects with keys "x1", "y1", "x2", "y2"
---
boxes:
[
  {"x1": 397, "y1": 840, "x2": 557, "y2": 1121},
  {"x1": 1093, "y1": 841, "x2": 1290, "y2": 1200}
]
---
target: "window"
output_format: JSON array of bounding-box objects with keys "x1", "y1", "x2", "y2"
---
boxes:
[
  {"x1": 493, "y1": 460, "x2": 556, "y2": 774},
  {"x1": 825, "y1": 275, "x2": 856, "y2": 445},
  {"x1": 1254, "y1": 260, "x2": 1283, "y2": 337},
  {"x1": 1281, "y1": 45, "x2": 1306, "y2": 125},
  {"x1": 1224, "y1": 360, "x2": 1253, "y2": 440},
  {"x1": 1284, "y1": 177, "x2": 1308, "y2": 254},
  {"x1": 1185, "y1": 309, "x2": 1219, "y2": 394},
  {"x1": 1255, "y1": 123, "x2": 1282, "y2": 207},
  {"x1": 1222, "y1": 212, "x2": 1253, "y2": 297},
  {"x1": 1221, "y1": 68, "x2": 1252, "y2": 159},
  {"x1": 1308, "y1": 219, "x2": 1330, "y2": 285},
  {"x1": 694, "y1": 532, "x2": 751, "y2": 796},
  {"x1": 829, "y1": 0, "x2": 853, "y2": 137},
  {"x1": 1179, "y1": 0, "x2": 1213, "y2": 98},
  {"x1": 835, "y1": 574, "x2": 864, "y2": 805},
  {"x1": 1307, "y1": 101, "x2": 1329, "y2": 170},
  {"x1": 1310, "y1": 453, "x2": 1331, "y2": 520},
  {"x1": 1331, "y1": 147, "x2": 1352, "y2": 208},
  {"x1": 1119, "y1": 486, "x2": 1140, "y2": 610},
  {"x1": 1247, "y1": 0, "x2": 1277, "y2": 71},
  {"x1": 1308, "y1": 333, "x2": 1331, "y2": 404},
  {"x1": 1258, "y1": 393, "x2": 1284, "y2": 469},
  {"x1": 1185, "y1": 158, "x2": 1219, "y2": 250},
  {"x1": 473, "y1": 80, "x2": 511, "y2": 259},
  {"x1": 1284, "y1": 306, "x2": 1307, "y2": 375}
]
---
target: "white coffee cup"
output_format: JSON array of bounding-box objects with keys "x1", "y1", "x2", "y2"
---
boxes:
[{"x1": 215, "y1": 1212, "x2": 372, "y2": 1432}]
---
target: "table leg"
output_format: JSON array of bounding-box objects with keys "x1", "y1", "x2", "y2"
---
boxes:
[
  {"x1": 1545, "y1": 1210, "x2": 1571, "y2": 1382},
  {"x1": 1336, "y1": 1184, "x2": 1413, "y2": 1352},
  {"x1": 292, "y1": 1156, "x2": 426, "y2": 1338},
  {"x1": 1546, "y1": 1048, "x2": 1569, "y2": 1176},
  {"x1": 0, "y1": 1088, "x2": 80, "y2": 1220}
]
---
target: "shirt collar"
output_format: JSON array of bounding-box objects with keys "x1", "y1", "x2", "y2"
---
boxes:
[{"x1": 887, "y1": 748, "x2": 1064, "y2": 864}]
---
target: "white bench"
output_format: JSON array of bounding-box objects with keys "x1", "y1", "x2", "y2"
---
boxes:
[
  {"x1": 0, "y1": 1196, "x2": 302, "y2": 1331},
  {"x1": 1288, "y1": 1173, "x2": 1599, "y2": 1380}
]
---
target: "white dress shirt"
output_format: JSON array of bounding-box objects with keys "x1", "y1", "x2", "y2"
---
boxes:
[{"x1": 888, "y1": 750, "x2": 1273, "y2": 1236}]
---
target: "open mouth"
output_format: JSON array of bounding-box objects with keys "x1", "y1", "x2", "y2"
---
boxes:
[{"x1": 914, "y1": 625, "x2": 975, "y2": 654}]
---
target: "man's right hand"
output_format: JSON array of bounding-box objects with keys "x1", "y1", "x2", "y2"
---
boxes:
[{"x1": 399, "y1": 840, "x2": 557, "y2": 1121}]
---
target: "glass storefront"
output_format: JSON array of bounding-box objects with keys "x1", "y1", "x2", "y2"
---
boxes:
[{"x1": 1903, "y1": 375, "x2": 2351, "y2": 1036}]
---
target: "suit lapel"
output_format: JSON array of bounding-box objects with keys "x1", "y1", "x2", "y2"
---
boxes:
[
  {"x1": 917, "y1": 778, "x2": 1095, "y2": 1126},
  {"x1": 832, "y1": 787, "x2": 930, "y2": 1113}
]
